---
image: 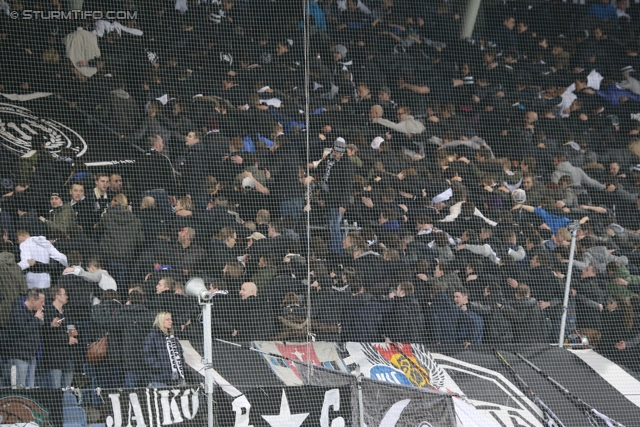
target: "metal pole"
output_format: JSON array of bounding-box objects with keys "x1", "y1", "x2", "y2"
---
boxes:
[
  {"x1": 202, "y1": 302, "x2": 214, "y2": 427},
  {"x1": 357, "y1": 374, "x2": 365, "y2": 427},
  {"x1": 461, "y1": 0, "x2": 482, "y2": 39},
  {"x1": 558, "y1": 220, "x2": 580, "y2": 348}
]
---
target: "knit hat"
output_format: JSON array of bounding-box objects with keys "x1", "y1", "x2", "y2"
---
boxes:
[
  {"x1": 333, "y1": 44, "x2": 348, "y2": 57},
  {"x1": 241, "y1": 177, "x2": 255, "y2": 189},
  {"x1": 334, "y1": 137, "x2": 346, "y2": 152}
]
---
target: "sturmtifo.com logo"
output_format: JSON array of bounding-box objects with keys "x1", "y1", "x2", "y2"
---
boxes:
[
  {"x1": 10, "y1": 10, "x2": 138, "y2": 20},
  {"x1": 0, "y1": 103, "x2": 87, "y2": 158}
]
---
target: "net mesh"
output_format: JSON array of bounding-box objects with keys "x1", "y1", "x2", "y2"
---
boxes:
[{"x1": 0, "y1": 0, "x2": 640, "y2": 426}]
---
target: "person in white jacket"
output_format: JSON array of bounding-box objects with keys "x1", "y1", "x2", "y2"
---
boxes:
[{"x1": 17, "y1": 230, "x2": 68, "y2": 289}]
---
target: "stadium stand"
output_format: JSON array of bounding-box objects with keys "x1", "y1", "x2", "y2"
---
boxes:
[{"x1": 1, "y1": 0, "x2": 640, "y2": 426}]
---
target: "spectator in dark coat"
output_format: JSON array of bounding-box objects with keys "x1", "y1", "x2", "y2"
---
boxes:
[
  {"x1": 265, "y1": 220, "x2": 292, "y2": 260},
  {"x1": 178, "y1": 130, "x2": 209, "y2": 211},
  {"x1": 137, "y1": 135, "x2": 178, "y2": 217},
  {"x1": 111, "y1": 291, "x2": 155, "y2": 388},
  {"x1": 144, "y1": 311, "x2": 186, "y2": 387},
  {"x1": 89, "y1": 291, "x2": 123, "y2": 389},
  {"x1": 208, "y1": 279, "x2": 236, "y2": 340},
  {"x1": 173, "y1": 226, "x2": 205, "y2": 277},
  {"x1": 453, "y1": 287, "x2": 484, "y2": 347},
  {"x1": 207, "y1": 227, "x2": 241, "y2": 277},
  {"x1": 232, "y1": 282, "x2": 276, "y2": 340},
  {"x1": 265, "y1": 264, "x2": 307, "y2": 310},
  {"x1": 273, "y1": 292, "x2": 341, "y2": 341},
  {"x1": 58, "y1": 251, "x2": 96, "y2": 324},
  {"x1": 138, "y1": 196, "x2": 168, "y2": 242},
  {"x1": 468, "y1": 285, "x2": 512, "y2": 345},
  {"x1": 0, "y1": 242, "x2": 27, "y2": 328},
  {"x1": 98, "y1": 194, "x2": 143, "y2": 286},
  {"x1": 341, "y1": 283, "x2": 386, "y2": 342},
  {"x1": 575, "y1": 265, "x2": 607, "y2": 344},
  {"x1": 381, "y1": 282, "x2": 426, "y2": 343},
  {"x1": 42, "y1": 286, "x2": 78, "y2": 389},
  {"x1": 87, "y1": 174, "x2": 112, "y2": 230},
  {"x1": 503, "y1": 284, "x2": 546, "y2": 344},
  {"x1": 353, "y1": 245, "x2": 385, "y2": 296},
  {"x1": 310, "y1": 138, "x2": 355, "y2": 254},
  {"x1": 597, "y1": 296, "x2": 635, "y2": 366},
  {"x1": 68, "y1": 183, "x2": 95, "y2": 232},
  {"x1": 149, "y1": 277, "x2": 190, "y2": 330},
  {"x1": 4, "y1": 289, "x2": 46, "y2": 387}
]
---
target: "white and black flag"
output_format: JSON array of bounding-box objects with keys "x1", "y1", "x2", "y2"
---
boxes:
[{"x1": 358, "y1": 379, "x2": 456, "y2": 427}]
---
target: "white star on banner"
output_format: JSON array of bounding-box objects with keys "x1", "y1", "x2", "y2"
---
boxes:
[{"x1": 261, "y1": 389, "x2": 309, "y2": 427}]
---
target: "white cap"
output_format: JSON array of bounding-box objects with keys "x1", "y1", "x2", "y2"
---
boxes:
[{"x1": 371, "y1": 136, "x2": 385, "y2": 150}]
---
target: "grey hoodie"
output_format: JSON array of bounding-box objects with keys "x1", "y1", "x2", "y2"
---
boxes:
[{"x1": 551, "y1": 161, "x2": 604, "y2": 190}]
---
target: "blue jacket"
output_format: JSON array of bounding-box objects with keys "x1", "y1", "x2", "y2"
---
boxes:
[
  {"x1": 457, "y1": 310, "x2": 484, "y2": 345},
  {"x1": 144, "y1": 328, "x2": 185, "y2": 385},
  {"x1": 589, "y1": 4, "x2": 618, "y2": 23},
  {"x1": 533, "y1": 207, "x2": 570, "y2": 235},
  {"x1": 430, "y1": 292, "x2": 462, "y2": 344},
  {"x1": 430, "y1": 292, "x2": 483, "y2": 345}
]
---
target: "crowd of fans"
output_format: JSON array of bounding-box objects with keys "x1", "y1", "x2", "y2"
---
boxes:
[{"x1": 1, "y1": 0, "x2": 640, "y2": 391}]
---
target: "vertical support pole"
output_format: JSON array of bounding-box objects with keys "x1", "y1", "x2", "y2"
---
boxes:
[
  {"x1": 202, "y1": 302, "x2": 214, "y2": 427},
  {"x1": 461, "y1": 0, "x2": 482, "y2": 39},
  {"x1": 558, "y1": 221, "x2": 579, "y2": 347},
  {"x1": 357, "y1": 375, "x2": 365, "y2": 427}
]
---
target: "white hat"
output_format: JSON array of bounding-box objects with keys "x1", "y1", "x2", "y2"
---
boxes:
[
  {"x1": 242, "y1": 177, "x2": 255, "y2": 189},
  {"x1": 371, "y1": 136, "x2": 385, "y2": 150}
]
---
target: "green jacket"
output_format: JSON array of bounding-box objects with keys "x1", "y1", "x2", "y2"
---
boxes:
[
  {"x1": 0, "y1": 251, "x2": 28, "y2": 328},
  {"x1": 46, "y1": 203, "x2": 79, "y2": 236},
  {"x1": 606, "y1": 266, "x2": 640, "y2": 299}
]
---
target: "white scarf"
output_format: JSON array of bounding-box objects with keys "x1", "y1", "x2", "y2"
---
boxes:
[{"x1": 165, "y1": 335, "x2": 184, "y2": 381}]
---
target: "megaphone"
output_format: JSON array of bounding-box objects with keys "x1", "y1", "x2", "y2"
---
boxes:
[{"x1": 185, "y1": 277, "x2": 210, "y2": 300}]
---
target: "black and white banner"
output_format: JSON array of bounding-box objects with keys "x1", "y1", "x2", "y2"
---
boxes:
[
  {"x1": 0, "y1": 102, "x2": 87, "y2": 158},
  {"x1": 215, "y1": 386, "x2": 352, "y2": 427},
  {"x1": 185, "y1": 340, "x2": 640, "y2": 427},
  {"x1": 359, "y1": 379, "x2": 456, "y2": 427},
  {"x1": 0, "y1": 99, "x2": 138, "y2": 167},
  {"x1": 102, "y1": 387, "x2": 203, "y2": 427}
]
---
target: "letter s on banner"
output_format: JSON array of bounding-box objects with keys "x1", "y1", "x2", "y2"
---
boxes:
[
  {"x1": 321, "y1": 388, "x2": 345, "y2": 427},
  {"x1": 231, "y1": 395, "x2": 254, "y2": 427}
]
